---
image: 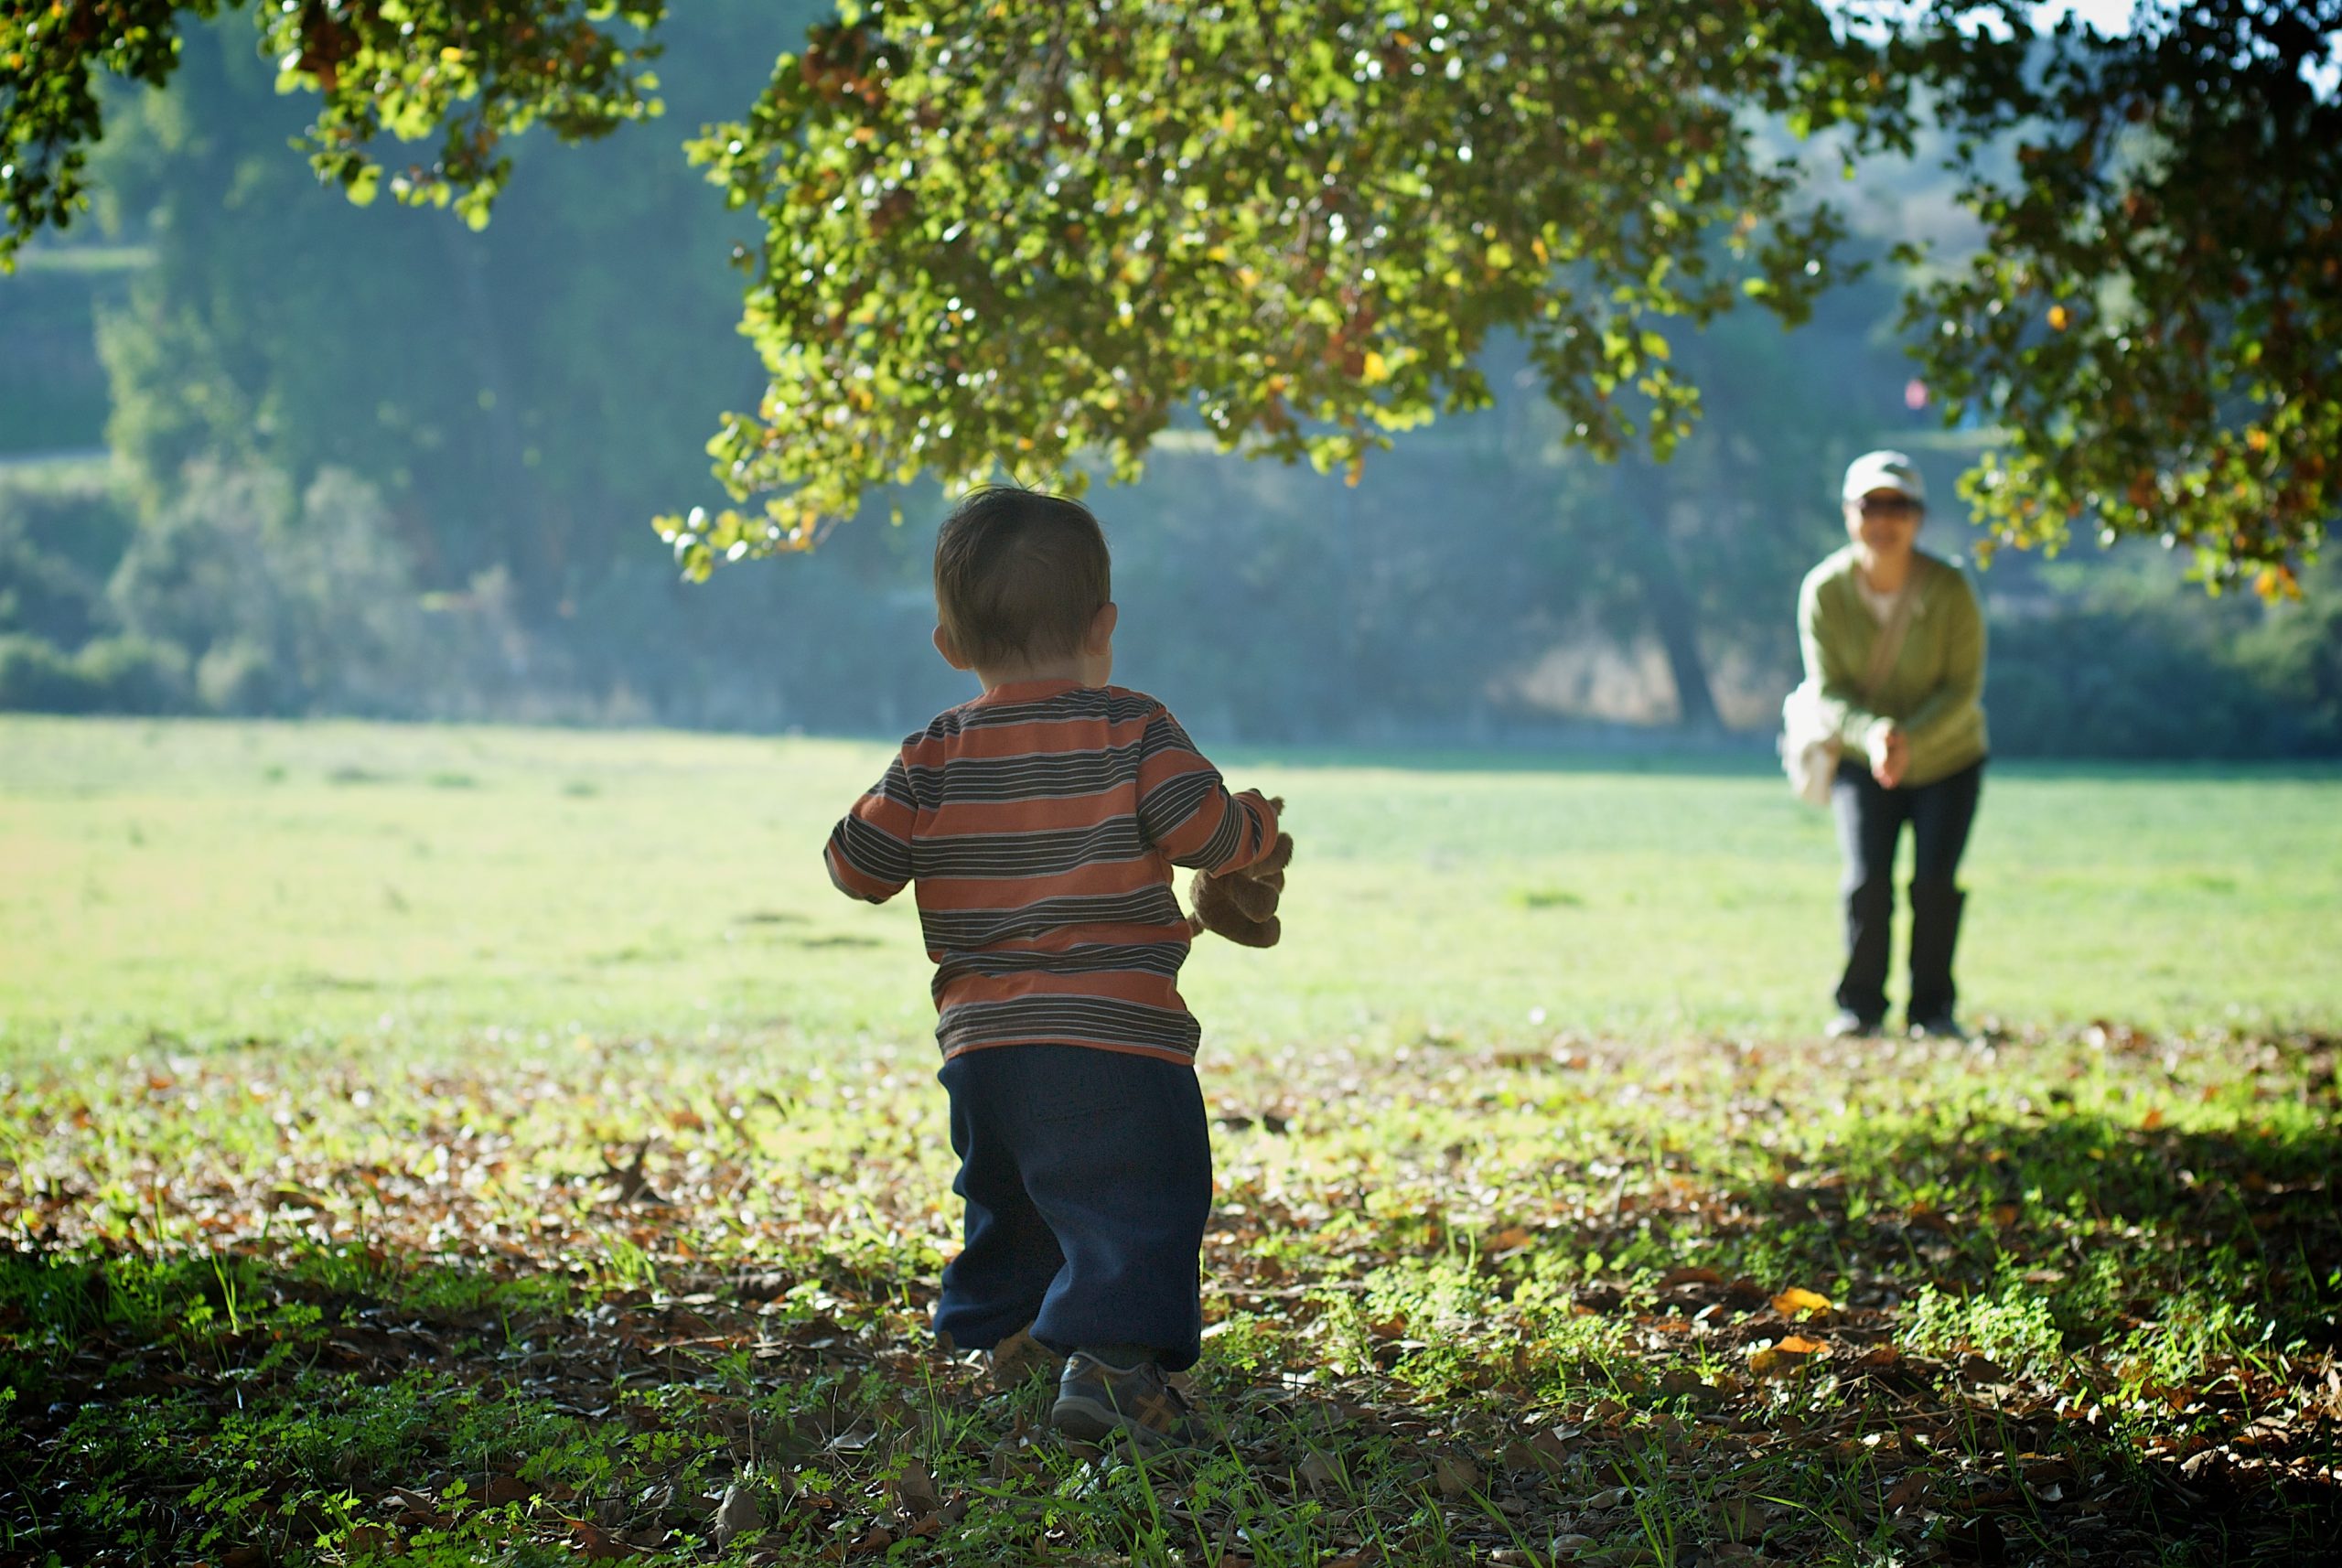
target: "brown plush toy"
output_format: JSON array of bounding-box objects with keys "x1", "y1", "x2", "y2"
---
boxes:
[{"x1": 1189, "y1": 800, "x2": 1293, "y2": 948}]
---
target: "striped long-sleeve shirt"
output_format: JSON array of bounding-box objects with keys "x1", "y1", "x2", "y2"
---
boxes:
[{"x1": 824, "y1": 679, "x2": 1280, "y2": 1064}]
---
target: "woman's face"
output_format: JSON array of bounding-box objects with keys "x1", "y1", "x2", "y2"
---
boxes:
[{"x1": 1844, "y1": 488, "x2": 1923, "y2": 559}]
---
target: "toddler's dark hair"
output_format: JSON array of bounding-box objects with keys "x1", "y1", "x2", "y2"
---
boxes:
[{"x1": 933, "y1": 488, "x2": 1111, "y2": 669}]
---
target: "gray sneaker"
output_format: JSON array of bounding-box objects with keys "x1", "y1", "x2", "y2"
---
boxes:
[
  {"x1": 1826, "y1": 1009, "x2": 1883, "y2": 1039},
  {"x1": 987, "y1": 1324, "x2": 1066, "y2": 1389},
  {"x1": 1909, "y1": 1014, "x2": 1970, "y2": 1042},
  {"x1": 1050, "y1": 1353, "x2": 1200, "y2": 1451}
]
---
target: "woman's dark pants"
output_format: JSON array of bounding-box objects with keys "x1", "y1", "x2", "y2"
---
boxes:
[
  {"x1": 1831, "y1": 757, "x2": 1985, "y2": 1026},
  {"x1": 933, "y1": 1043, "x2": 1212, "y2": 1372}
]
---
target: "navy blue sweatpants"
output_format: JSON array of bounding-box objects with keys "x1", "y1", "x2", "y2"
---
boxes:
[{"x1": 933, "y1": 1044, "x2": 1212, "y2": 1372}]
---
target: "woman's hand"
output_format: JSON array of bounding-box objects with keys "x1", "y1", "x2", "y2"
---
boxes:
[{"x1": 1869, "y1": 725, "x2": 1910, "y2": 789}]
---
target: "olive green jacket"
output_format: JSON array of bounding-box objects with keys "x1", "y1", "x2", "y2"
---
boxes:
[{"x1": 1797, "y1": 546, "x2": 1989, "y2": 789}]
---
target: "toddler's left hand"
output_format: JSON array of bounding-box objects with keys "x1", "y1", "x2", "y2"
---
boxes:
[{"x1": 1189, "y1": 803, "x2": 1293, "y2": 948}]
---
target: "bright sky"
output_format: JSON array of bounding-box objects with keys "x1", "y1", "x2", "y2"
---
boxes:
[
  {"x1": 2036, "y1": 0, "x2": 2139, "y2": 30},
  {"x1": 2014, "y1": 1, "x2": 2340, "y2": 90},
  {"x1": 1832, "y1": 0, "x2": 2140, "y2": 34}
]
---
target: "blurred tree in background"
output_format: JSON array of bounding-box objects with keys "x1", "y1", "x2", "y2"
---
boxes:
[{"x1": 81, "y1": 4, "x2": 794, "y2": 628}]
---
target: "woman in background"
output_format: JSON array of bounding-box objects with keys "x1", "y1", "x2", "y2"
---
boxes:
[{"x1": 1798, "y1": 450, "x2": 1990, "y2": 1040}]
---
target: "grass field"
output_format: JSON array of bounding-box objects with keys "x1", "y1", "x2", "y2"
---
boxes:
[
  {"x1": 4, "y1": 716, "x2": 2341, "y2": 1566},
  {"x1": 4, "y1": 717, "x2": 2338, "y2": 1061}
]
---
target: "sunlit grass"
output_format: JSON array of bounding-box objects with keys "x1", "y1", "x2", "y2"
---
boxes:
[{"x1": 4, "y1": 715, "x2": 2337, "y2": 1066}]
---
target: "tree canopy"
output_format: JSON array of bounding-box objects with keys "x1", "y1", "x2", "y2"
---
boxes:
[
  {"x1": 5, "y1": 1, "x2": 2335, "y2": 589},
  {"x1": 4, "y1": 0, "x2": 666, "y2": 234}
]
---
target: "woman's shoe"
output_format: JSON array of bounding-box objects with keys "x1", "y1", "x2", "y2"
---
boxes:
[{"x1": 1825, "y1": 1009, "x2": 1883, "y2": 1038}]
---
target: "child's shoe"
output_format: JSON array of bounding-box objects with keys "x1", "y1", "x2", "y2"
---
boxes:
[
  {"x1": 1050, "y1": 1352, "x2": 1200, "y2": 1451},
  {"x1": 987, "y1": 1324, "x2": 1065, "y2": 1389}
]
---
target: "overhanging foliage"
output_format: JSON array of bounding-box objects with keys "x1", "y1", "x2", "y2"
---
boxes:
[{"x1": 4, "y1": 1, "x2": 2335, "y2": 586}]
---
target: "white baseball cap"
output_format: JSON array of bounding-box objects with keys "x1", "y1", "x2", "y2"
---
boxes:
[{"x1": 1842, "y1": 449, "x2": 1926, "y2": 506}]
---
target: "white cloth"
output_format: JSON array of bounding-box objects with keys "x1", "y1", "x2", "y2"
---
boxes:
[{"x1": 1856, "y1": 578, "x2": 1907, "y2": 625}]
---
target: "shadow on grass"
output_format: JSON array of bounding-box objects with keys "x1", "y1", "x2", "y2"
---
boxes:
[
  {"x1": 1593, "y1": 1102, "x2": 2342, "y2": 1559},
  {"x1": 1781, "y1": 1107, "x2": 2342, "y2": 1331},
  {"x1": 0, "y1": 1240, "x2": 833, "y2": 1565}
]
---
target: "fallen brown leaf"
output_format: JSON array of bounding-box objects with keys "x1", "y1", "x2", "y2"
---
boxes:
[
  {"x1": 893, "y1": 1457, "x2": 941, "y2": 1517},
  {"x1": 1434, "y1": 1455, "x2": 1482, "y2": 1498},
  {"x1": 712, "y1": 1482, "x2": 764, "y2": 1548},
  {"x1": 1660, "y1": 1265, "x2": 1725, "y2": 1289}
]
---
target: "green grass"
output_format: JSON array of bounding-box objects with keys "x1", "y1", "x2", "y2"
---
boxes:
[
  {"x1": 4, "y1": 716, "x2": 2337, "y2": 1063},
  {"x1": 4, "y1": 716, "x2": 2340, "y2": 1565}
]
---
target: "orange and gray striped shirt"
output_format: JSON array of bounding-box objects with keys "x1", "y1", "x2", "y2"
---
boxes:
[{"x1": 824, "y1": 679, "x2": 1280, "y2": 1064}]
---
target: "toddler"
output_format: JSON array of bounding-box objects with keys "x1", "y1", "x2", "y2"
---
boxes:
[{"x1": 824, "y1": 487, "x2": 1287, "y2": 1448}]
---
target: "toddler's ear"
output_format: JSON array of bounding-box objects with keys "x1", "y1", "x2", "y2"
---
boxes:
[{"x1": 932, "y1": 625, "x2": 972, "y2": 671}]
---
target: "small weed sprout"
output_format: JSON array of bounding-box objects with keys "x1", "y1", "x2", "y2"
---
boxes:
[{"x1": 1901, "y1": 1271, "x2": 2066, "y2": 1380}]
